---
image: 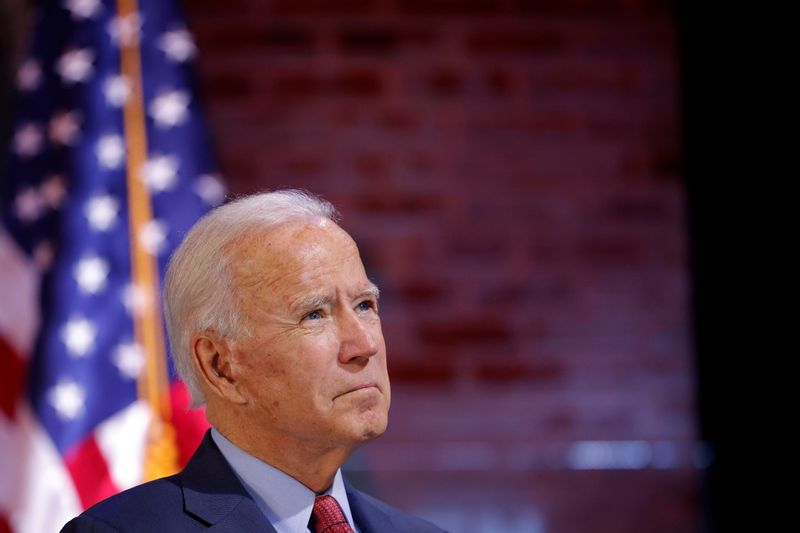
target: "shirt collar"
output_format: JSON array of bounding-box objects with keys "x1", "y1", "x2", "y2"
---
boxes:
[{"x1": 211, "y1": 427, "x2": 358, "y2": 533}]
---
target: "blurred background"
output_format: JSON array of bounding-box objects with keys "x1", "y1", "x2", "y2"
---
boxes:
[{"x1": 0, "y1": 1, "x2": 721, "y2": 532}]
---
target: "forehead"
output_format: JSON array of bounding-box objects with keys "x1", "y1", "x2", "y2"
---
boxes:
[{"x1": 227, "y1": 218, "x2": 367, "y2": 294}]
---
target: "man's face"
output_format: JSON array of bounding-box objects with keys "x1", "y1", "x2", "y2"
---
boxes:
[{"x1": 226, "y1": 218, "x2": 390, "y2": 453}]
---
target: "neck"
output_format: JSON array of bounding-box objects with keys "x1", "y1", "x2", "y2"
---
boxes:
[{"x1": 209, "y1": 408, "x2": 355, "y2": 493}]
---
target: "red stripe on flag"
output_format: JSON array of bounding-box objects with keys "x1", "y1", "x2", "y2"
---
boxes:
[
  {"x1": 0, "y1": 512, "x2": 11, "y2": 533},
  {"x1": 0, "y1": 335, "x2": 26, "y2": 420},
  {"x1": 169, "y1": 381, "x2": 209, "y2": 466},
  {"x1": 64, "y1": 434, "x2": 119, "y2": 509}
]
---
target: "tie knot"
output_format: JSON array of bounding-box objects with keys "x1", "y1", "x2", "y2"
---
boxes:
[{"x1": 311, "y1": 495, "x2": 354, "y2": 533}]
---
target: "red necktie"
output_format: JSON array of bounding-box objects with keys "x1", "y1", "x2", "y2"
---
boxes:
[{"x1": 311, "y1": 495, "x2": 355, "y2": 533}]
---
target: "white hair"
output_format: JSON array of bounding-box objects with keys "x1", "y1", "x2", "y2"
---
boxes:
[{"x1": 163, "y1": 189, "x2": 339, "y2": 406}]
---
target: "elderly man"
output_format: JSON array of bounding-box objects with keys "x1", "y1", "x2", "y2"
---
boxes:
[{"x1": 62, "y1": 190, "x2": 444, "y2": 532}]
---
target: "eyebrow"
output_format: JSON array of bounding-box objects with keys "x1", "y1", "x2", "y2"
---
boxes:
[
  {"x1": 292, "y1": 293, "x2": 333, "y2": 315},
  {"x1": 291, "y1": 283, "x2": 380, "y2": 314},
  {"x1": 358, "y1": 284, "x2": 381, "y2": 300}
]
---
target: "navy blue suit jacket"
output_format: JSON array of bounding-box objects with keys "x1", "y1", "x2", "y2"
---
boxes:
[{"x1": 61, "y1": 431, "x2": 445, "y2": 532}]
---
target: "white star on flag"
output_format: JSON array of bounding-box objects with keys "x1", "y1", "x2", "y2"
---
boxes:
[
  {"x1": 14, "y1": 188, "x2": 44, "y2": 222},
  {"x1": 61, "y1": 316, "x2": 97, "y2": 357},
  {"x1": 49, "y1": 110, "x2": 82, "y2": 145},
  {"x1": 113, "y1": 343, "x2": 146, "y2": 380},
  {"x1": 138, "y1": 219, "x2": 168, "y2": 255},
  {"x1": 56, "y1": 48, "x2": 95, "y2": 84},
  {"x1": 40, "y1": 175, "x2": 67, "y2": 209},
  {"x1": 64, "y1": 0, "x2": 102, "y2": 19},
  {"x1": 13, "y1": 122, "x2": 44, "y2": 157},
  {"x1": 158, "y1": 29, "x2": 196, "y2": 63},
  {"x1": 104, "y1": 75, "x2": 132, "y2": 107},
  {"x1": 96, "y1": 134, "x2": 125, "y2": 169},
  {"x1": 74, "y1": 255, "x2": 110, "y2": 294},
  {"x1": 16, "y1": 59, "x2": 42, "y2": 91},
  {"x1": 194, "y1": 174, "x2": 227, "y2": 206},
  {"x1": 143, "y1": 154, "x2": 179, "y2": 192},
  {"x1": 48, "y1": 381, "x2": 87, "y2": 421},
  {"x1": 84, "y1": 194, "x2": 119, "y2": 231},
  {"x1": 149, "y1": 90, "x2": 190, "y2": 128},
  {"x1": 109, "y1": 13, "x2": 142, "y2": 47}
]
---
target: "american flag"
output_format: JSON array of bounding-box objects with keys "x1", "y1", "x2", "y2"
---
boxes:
[{"x1": 0, "y1": 1, "x2": 223, "y2": 531}]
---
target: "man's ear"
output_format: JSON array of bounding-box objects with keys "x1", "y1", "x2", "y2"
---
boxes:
[{"x1": 191, "y1": 332, "x2": 247, "y2": 405}]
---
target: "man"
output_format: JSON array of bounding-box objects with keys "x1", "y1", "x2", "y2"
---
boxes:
[{"x1": 61, "y1": 190, "x2": 445, "y2": 532}]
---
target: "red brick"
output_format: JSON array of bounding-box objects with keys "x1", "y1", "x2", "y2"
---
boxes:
[
  {"x1": 578, "y1": 237, "x2": 648, "y2": 265},
  {"x1": 446, "y1": 234, "x2": 509, "y2": 260},
  {"x1": 420, "y1": 319, "x2": 512, "y2": 345},
  {"x1": 424, "y1": 68, "x2": 464, "y2": 97},
  {"x1": 467, "y1": 29, "x2": 565, "y2": 55},
  {"x1": 605, "y1": 195, "x2": 670, "y2": 224},
  {"x1": 481, "y1": 281, "x2": 572, "y2": 307},
  {"x1": 340, "y1": 27, "x2": 439, "y2": 54},
  {"x1": 271, "y1": 73, "x2": 324, "y2": 98},
  {"x1": 332, "y1": 69, "x2": 384, "y2": 98},
  {"x1": 192, "y1": 22, "x2": 315, "y2": 53},
  {"x1": 484, "y1": 68, "x2": 515, "y2": 96},
  {"x1": 514, "y1": 0, "x2": 673, "y2": 15},
  {"x1": 353, "y1": 191, "x2": 444, "y2": 213},
  {"x1": 397, "y1": 0, "x2": 502, "y2": 15},
  {"x1": 203, "y1": 72, "x2": 254, "y2": 100},
  {"x1": 336, "y1": 23, "x2": 440, "y2": 57},
  {"x1": 327, "y1": 106, "x2": 362, "y2": 127},
  {"x1": 267, "y1": 0, "x2": 381, "y2": 16},
  {"x1": 472, "y1": 359, "x2": 565, "y2": 383},
  {"x1": 651, "y1": 148, "x2": 682, "y2": 181},
  {"x1": 353, "y1": 152, "x2": 391, "y2": 179},
  {"x1": 538, "y1": 63, "x2": 641, "y2": 93},
  {"x1": 215, "y1": 153, "x2": 258, "y2": 191},
  {"x1": 375, "y1": 106, "x2": 419, "y2": 131},
  {"x1": 388, "y1": 359, "x2": 456, "y2": 384},
  {"x1": 339, "y1": 27, "x2": 399, "y2": 54},
  {"x1": 284, "y1": 155, "x2": 329, "y2": 177},
  {"x1": 183, "y1": 0, "x2": 259, "y2": 16},
  {"x1": 407, "y1": 152, "x2": 439, "y2": 173},
  {"x1": 262, "y1": 26, "x2": 317, "y2": 52},
  {"x1": 395, "y1": 279, "x2": 449, "y2": 303}
]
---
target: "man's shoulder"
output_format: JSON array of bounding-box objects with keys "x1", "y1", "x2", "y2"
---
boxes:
[
  {"x1": 347, "y1": 485, "x2": 448, "y2": 533},
  {"x1": 60, "y1": 474, "x2": 193, "y2": 532},
  {"x1": 59, "y1": 431, "x2": 261, "y2": 532}
]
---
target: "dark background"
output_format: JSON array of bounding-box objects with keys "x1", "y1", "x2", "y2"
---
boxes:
[{"x1": 1, "y1": 1, "x2": 726, "y2": 531}]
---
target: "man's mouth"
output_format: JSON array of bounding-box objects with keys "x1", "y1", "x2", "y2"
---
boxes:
[{"x1": 335, "y1": 382, "x2": 379, "y2": 398}]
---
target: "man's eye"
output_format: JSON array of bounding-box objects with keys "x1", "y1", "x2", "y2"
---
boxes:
[
  {"x1": 305, "y1": 310, "x2": 322, "y2": 320},
  {"x1": 356, "y1": 301, "x2": 375, "y2": 312}
]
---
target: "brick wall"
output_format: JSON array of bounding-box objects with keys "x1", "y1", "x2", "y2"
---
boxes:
[{"x1": 184, "y1": 1, "x2": 697, "y2": 531}]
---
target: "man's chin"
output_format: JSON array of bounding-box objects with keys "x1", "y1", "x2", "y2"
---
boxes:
[
  {"x1": 363, "y1": 419, "x2": 388, "y2": 441},
  {"x1": 331, "y1": 392, "x2": 389, "y2": 443},
  {"x1": 350, "y1": 411, "x2": 389, "y2": 443}
]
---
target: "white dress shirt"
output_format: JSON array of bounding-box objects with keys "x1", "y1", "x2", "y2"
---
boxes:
[{"x1": 211, "y1": 428, "x2": 359, "y2": 533}]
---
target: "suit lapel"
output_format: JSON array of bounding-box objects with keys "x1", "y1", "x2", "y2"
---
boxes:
[
  {"x1": 346, "y1": 481, "x2": 395, "y2": 533},
  {"x1": 205, "y1": 503, "x2": 277, "y2": 533},
  {"x1": 180, "y1": 431, "x2": 276, "y2": 533}
]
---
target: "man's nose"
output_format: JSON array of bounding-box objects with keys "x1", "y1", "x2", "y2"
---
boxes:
[{"x1": 337, "y1": 310, "x2": 380, "y2": 364}]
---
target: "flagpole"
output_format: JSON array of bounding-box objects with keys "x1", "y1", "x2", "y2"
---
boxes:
[{"x1": 116, "y1": 0, "x2": 179, "y2": 481}]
